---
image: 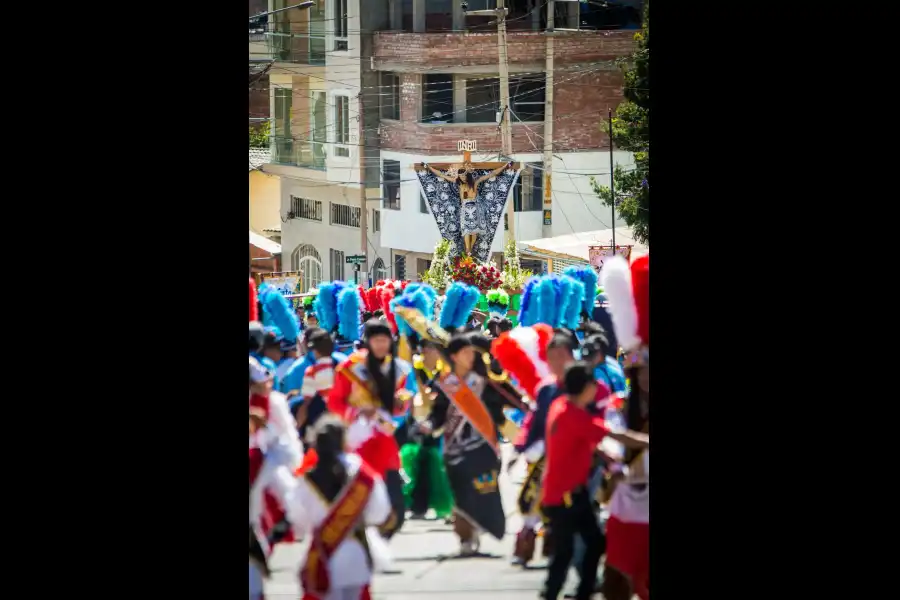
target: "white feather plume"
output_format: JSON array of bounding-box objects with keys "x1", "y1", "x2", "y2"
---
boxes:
[{"x1": 600, "y1": 256, "x2": 641, "y2": 351}]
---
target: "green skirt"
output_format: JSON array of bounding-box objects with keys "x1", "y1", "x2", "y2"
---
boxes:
[{"x1": 400, "y1": 442, "x2": 454, "y2": 518}]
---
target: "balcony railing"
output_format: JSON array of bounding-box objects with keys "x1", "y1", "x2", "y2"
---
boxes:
[{"x1": 269, "y1": 137, "x2": 326, "y2": 170}]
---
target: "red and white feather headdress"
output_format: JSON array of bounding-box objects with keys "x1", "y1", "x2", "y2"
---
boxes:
[
  {"x1": 600, "y1": 255, "x2": 649, "y2": 352},
  {"x1": 249, "y1": 277, "x2": 259, "y2": 322},
  {"x1": 491, "y1": 323, "x2": 555, "y2": 400}
]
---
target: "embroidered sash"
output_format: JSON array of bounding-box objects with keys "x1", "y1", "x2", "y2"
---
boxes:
[
  {"x1": 517, "y1": 455, "x2": 546, "y2": 517},
  {"x1": 300, "y1": 465, "x2": 376, "y2": 597},
  {"x1": 435, "y1": 375, "x2": 499, "y2": 453}
]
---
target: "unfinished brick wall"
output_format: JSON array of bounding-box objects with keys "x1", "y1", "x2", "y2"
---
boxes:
[
  {"x1": 379, "y1": 68, "x2": 628, "y2": 153},
  {"x1": 374, "y1": 30, "x2": 636, "y2": 69}
]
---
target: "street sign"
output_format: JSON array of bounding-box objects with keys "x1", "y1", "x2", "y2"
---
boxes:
[{"x1": 345, "y1": 254, "x2": 366, "y2": 265}]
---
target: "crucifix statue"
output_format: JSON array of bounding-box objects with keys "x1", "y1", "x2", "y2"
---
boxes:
[{"x1": 414, "y1": 149, "x2": 521, "y2": 263}]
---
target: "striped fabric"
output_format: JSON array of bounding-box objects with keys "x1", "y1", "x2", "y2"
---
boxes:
[{"x1": 301, "y1": 358, "x2": 336, "y2": 400}]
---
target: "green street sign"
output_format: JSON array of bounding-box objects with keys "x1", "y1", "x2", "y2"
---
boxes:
[{"x1": 345, "y1": 254, "x2": 366, "y2": 265}]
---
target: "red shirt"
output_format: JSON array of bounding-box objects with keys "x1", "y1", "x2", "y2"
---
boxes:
[{"x1": 541, "y1": 396, "x2": 609, "y2": 506}]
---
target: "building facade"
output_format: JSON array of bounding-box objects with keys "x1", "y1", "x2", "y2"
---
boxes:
[{"x1": 254, "y1": 0, "x2": 641, "y2": 285}]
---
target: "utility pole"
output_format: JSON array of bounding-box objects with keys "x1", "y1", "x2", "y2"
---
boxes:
[
  {"x1": 466, "y1": 1, "x2": 514, "y2": 243},
  {"x1": 542, "y1": 0, "x2": 555, "y2": 239},
  {"x1": 608, "y1": 107, "x2": 616, "y2": 251},
  {"x1": 359, "y1": 93, "x2": 368, "y2": 285},
  {"x1": 497, "y1": 0, "x2": 514, "y2": 243}
]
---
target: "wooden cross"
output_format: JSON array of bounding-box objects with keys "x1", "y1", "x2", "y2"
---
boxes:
[{"x1": 413, "y1": 151, "x2": 520, "y2": 172}]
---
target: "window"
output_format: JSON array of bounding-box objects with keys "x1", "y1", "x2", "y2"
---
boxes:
[
  {"x1": 330, "y1": 202, "x2": 361, "y2": 228},
  {"x1": 334, "y1": 95, "x2": 351, "y2": 157},
  {"x1": 380, "y1": 73, "x2": 400, "y2": 121},
  {"x1": 372, "y1": 209, "x2": 381, "y2": 232},
  {"x1": 291, "y1": 196, "x2": 323, "y2": 221},
  {"x1": 422, "y1": 74, "x2": 454, "y2": 123},
  {"x1": 372, "y1": 257, "x2": 388, "y2": 282},
  {"x1": 290, "y1": 244, "x2": 323, "y2": 292},
  {"x1": 308, "y1": 0, "x2": 326, "y2": 64},
  {"x1": 330, "y1": 249, "x2": 345, "y2": 280},
  {"x1": 466, "y1": 75, "x2": 545, "y2": 123},
  {"x1": 513, "y1": 167, "x2": 543, "y2": 212},
  {"x1": 334, "y1": 0, "x2": 348, "y2": 51},
  {"x1": 416, "y1": 258, "x2": 432, "y2": 279},
  {"x1": 510, "y1": 76, "x2": 546, "y2": 122},
  {"x1": 383, "y1": 159, "x2": 401, "y2": 210}
]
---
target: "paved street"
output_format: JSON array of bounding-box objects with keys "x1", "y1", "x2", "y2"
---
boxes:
[{"x1": 265, "y1": 444, "x2": 564, "y2": 599}]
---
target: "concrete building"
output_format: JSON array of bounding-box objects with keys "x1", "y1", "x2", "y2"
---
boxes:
[
  {"x1": 254, "y1": 0, "x2": 642, "y2": 285},
  {"x1": 255, "y1": 0, "x2": 390, "y2": 291}
]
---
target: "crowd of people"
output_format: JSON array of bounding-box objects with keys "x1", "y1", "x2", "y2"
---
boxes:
[{"x1": 249, "y1": 255, "x2": 650, "y2": 600}]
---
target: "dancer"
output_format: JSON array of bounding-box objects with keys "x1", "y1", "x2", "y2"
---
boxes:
[
  {"x1": 290, "y1": 328, "x2": 343, "y2": 444},
  {"x1": 328, "y1": 318, "x2": 417, "y2": 539},
  {"x1": 540, "y1": 361, "x2": 648, "y2": 600},
  {"x1": 401, "y1": 338, "x2": 454, "y2": 520},
  {"x1": 295, "y1": 416, "x2": 393, "y2": 600},
  {"x1": 276, "y1": 337, "x2": 300, "y2": 386},
  {"x1": 422, "y1": 332, "x2": 506, "y2": 555},
  {"x1": 509, "y1": 331, "x2": 577, "y2": 566},
  {"x1": 257, "y1": 284, "x2": 301, "y2": 385},
  {"x1": 249, "y1": 356, "x2": 303, "y2": 600},
  {"x1": 283, "y1": 327, "x2": 349, "y2": 399},
  {"x1": 599, "y1": 255, "x2": 650, "y2": 600}
]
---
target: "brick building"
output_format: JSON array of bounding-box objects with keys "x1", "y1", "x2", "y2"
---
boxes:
[{"x1": 252, "y1": 0, "x2": 642, "y2": 282}]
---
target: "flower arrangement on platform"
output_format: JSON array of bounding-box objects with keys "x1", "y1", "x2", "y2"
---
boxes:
[
  {"x1": 476, "y1": 262, "x2": 503, "y2": 291},
  {"x1": 449, "y1": 256, "x2": 505, "y2": 291},
  {"x1": 422, "y1": 239, "x2": 451, "y2": 289},
  {"x1": 449, "y1": 255, "x2": 480, "y2": 287},
  {"x1": 502, "y1": 238, "x2": 531, "y2": 291}
]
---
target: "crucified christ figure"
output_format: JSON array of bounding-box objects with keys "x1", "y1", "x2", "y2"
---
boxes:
[{"x1": 423, "y1": 161, "x2": 513, "y2": 255}]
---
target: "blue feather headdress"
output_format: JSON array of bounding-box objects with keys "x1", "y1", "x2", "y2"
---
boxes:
[
  {"x1": 263, "y1": 287, "x2": 301, "y2": 343},
  {"x1": 563, "y1": 265, "x2": 599, "y2": 317},
  {"x1": 518, "y1": 276, "x2": 541, "y2": 326},
  {"x1": 313, "y1": 281, "x2": 347, "y2": 333},
  {"x1": 536, "y1": 275, "x2": 563, "y2": 327},
  {"x1": 391, "y1": 286, "x2": 436, "y2": 337},
  {"x1": 561, "y1": 276, "x2": 586, "y2": 330},
  {"x1": 337, "y1": 286, "x2": 361, "y2": 341},
  {"x1": 439, "y1": 282, "x2": 480, "y2": 331}
]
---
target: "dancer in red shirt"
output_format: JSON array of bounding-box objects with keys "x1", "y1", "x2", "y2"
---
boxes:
[{"x1": 540, "y1": 362, "x2": 648, "y2": 600}]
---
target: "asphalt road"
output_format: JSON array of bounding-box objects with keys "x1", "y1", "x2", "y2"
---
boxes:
[{"x1": 265, "y1": 444, "x2": 582, "y2": 599}]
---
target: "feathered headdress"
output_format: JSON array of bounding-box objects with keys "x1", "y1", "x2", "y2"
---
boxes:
[
  {"x1": 486, "y1": 289, "x2": 510, "y2": 317},
  {"x1": 377, "y1": 281, "x2": 398, "y2": 333},
  {"x1": 600, "y1": 255, "x2": 649, "y2": 351},
  {"x1": 563, "y1": 265, "x2": 599, "y2": 317},
  {"x1": 263, "y1": 286, "x2": 301, "y2": 343},
  {"x1": 491, "y1": 323, "x2": 554, "y2": 400},
  {"x1": 249, "y1": 278, "x2": 259, "y2": 322},
  {"x1": 313, "y1": 281, "x2": 347, "y2": 333},
  {"x1": 337, "y1": 285, "x2": 361, "y2": 341},
  {"x1": 517, "y1": 276, "x2": 542, "y2": 326},
  {"x1": 536, "y1": 276, "x2": 561, "y2": 326},
  {"x1": 302, "y1": 288, "x2": 317, "y2": 310},
  {"x1": 439, "y1": 282, "x2": 481, "y2": 331},
  {"x1": 391, "y1": 283, "x2": 437, "y2": 337},
  {"x1": 561, "y1": 276, "x2": 586, "y2": 330}
]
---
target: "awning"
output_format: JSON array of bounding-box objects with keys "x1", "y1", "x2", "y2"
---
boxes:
[
  {"x1": 518, "y1": 227, "x2": 647, "y2": 262},
  {"x1": 249, "y1": 230, "x2": 281, "y2": 254}
]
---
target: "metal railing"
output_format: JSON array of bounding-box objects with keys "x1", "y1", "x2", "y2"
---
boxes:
[{"x1": 269, "y1": 137, "x2": 326, "y2": 170}]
